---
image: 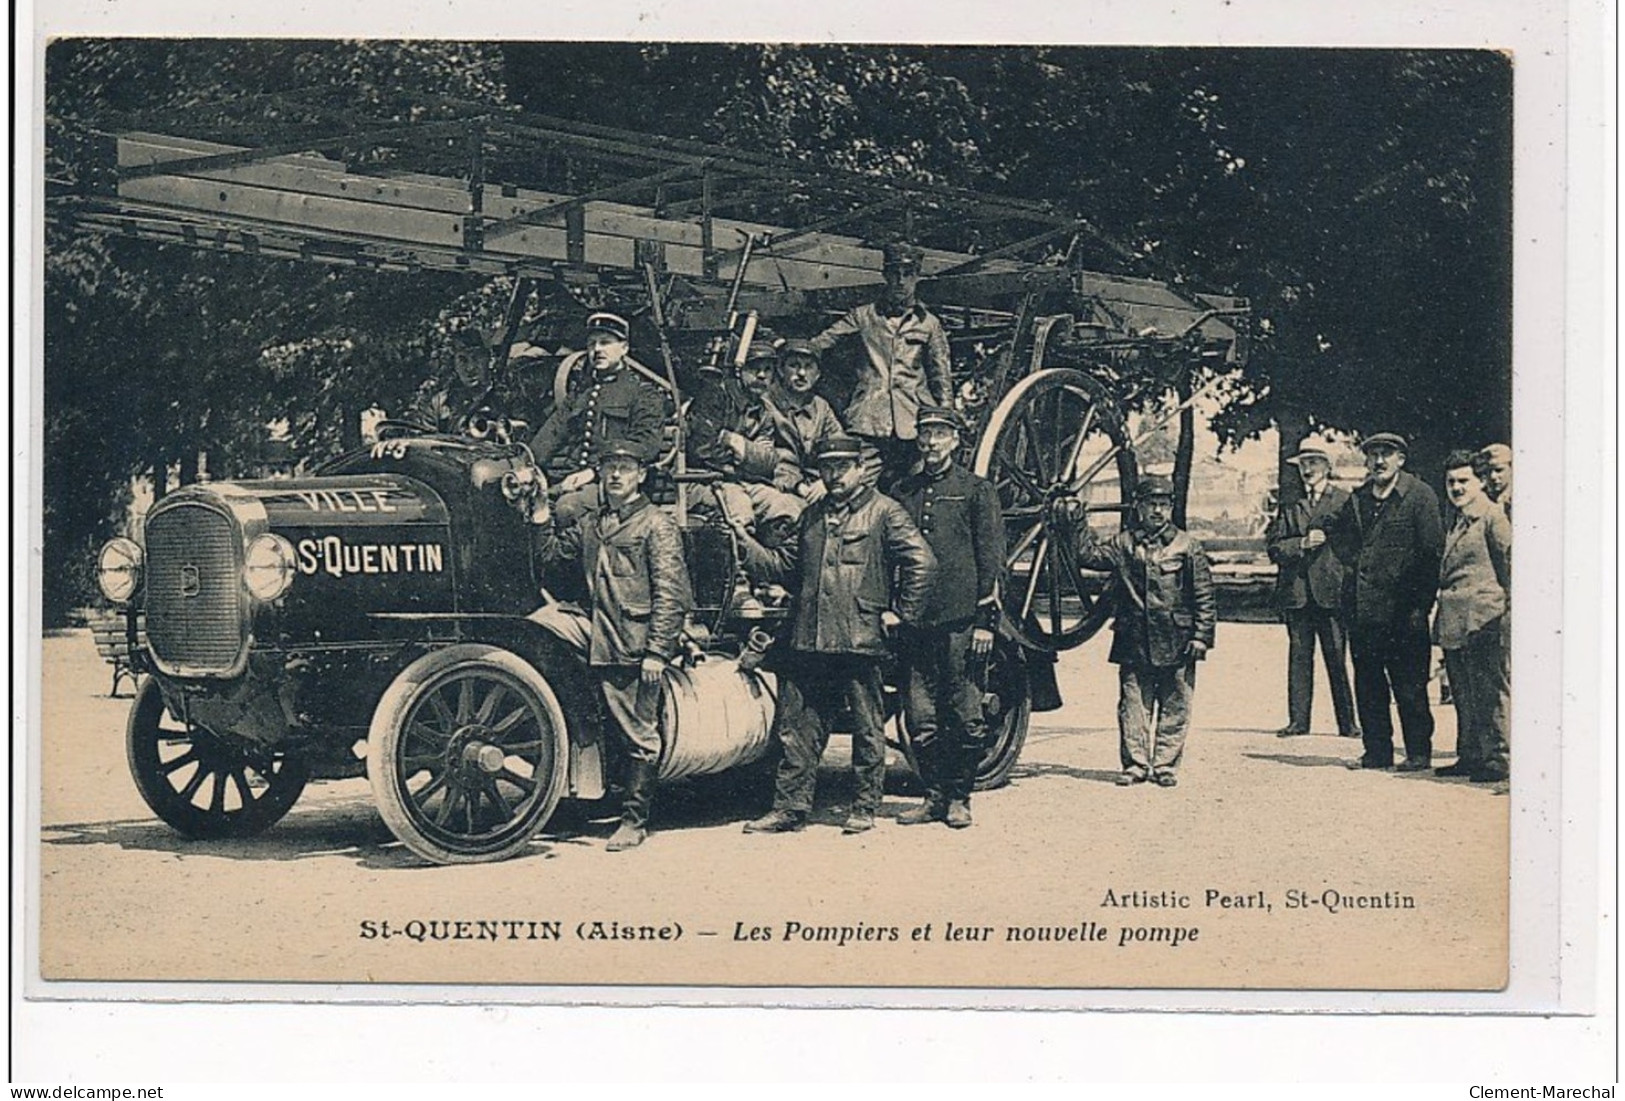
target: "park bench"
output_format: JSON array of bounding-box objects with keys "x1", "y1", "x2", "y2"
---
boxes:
[{"x1": 87, "y1": 607, "x2": 142, "y2": 698}]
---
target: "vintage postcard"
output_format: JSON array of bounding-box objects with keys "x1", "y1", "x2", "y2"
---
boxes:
[{"x1": 19, "y1": 3, "x2": 1597, "y2": 1055}]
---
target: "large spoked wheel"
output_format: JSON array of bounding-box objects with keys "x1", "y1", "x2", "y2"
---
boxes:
[
  {"x1": 973, "y1": 367, "x2": 1137, "y2": 652},
  {"x1": 126, "y1": 678, "x2": 309, "y2": 839},
  {"x1": 368, "y1": 644, "x2": 570, "y2": 865},
  {"x1": 896, "y1": 641, "x2": 1033, "y2": 792}
]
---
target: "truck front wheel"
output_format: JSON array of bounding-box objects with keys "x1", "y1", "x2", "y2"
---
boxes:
[
  {"x1": 368, "y1": 644, "x2": 570, "y2": 864},
  {"x1": 126, "y1": 678, "x2": 309, "y2": 839}
]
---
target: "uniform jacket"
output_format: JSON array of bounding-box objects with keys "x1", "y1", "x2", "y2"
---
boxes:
[
  {"x1": 1074, "y1": 524, "x2": 1216, "y2": 668},
  {"x1": 532, "y1": 491, "x2": 692, "y2": 667},
  {"x1": 683, "y1": 370, "x2": 780, "y2": 484},
  {"x1": 1318, "y1": 471, "x2": 1444, "y2": 627},
  {"x1": 1266, "y1": 483, "x2": 1352, "y2": 611},
  {"x1": 763, "y1": 386, "x2": 845, "y2": 494},
  {"x1": 740, "y1": 484, "x2": 938, "y2": 656},
  {"x1": 891, "y1": 461, "x2": 1004, "y2": 630},
  {"x1": 527, "y1": 363, "x2": 669, "y2": 472},
  {"x1": 808, "y1": 302, "x2": 952, "y2": 441},
  {"x1": 1432, "y1": 497, "x2": 1512, "y2": 650}
]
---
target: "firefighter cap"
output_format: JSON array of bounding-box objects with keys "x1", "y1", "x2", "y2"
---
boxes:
[
  {"x1": 815, "y1": 435, "x2": 866, "y2": 462},
  {"x1": 596, "y1": 438, "x2": 648, "y2": 466},
  {"x1": 1135, "y1": 474, "x2": 1175, "y2": 501},
  {"x1": 585, "y1": 312, "x2": 631, "y2": 342},
  {"x1": 916, "y1": 404, "x2": 966, "y2": 433},
  {"x1": 882, "y1": 241, "x2": 924, "y2": 270},
  {"x1": 777, "y1": 338, "x2": 822, "y2": 364}
]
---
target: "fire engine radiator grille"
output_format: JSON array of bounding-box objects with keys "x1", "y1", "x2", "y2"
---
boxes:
[{"x1": 144, "y1": 502, "x2": 245, "y2": 674}]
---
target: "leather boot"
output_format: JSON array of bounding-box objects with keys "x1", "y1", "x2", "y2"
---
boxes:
[
  {"x1": 896, "y1": 793, "x2": 947, "y2": 825},
  {"x1": 607, "y1": 758, "x2": 657, "y2": 851},
  {"x1": 944, "y1": 798, "x2": 973, "y2": 829}
]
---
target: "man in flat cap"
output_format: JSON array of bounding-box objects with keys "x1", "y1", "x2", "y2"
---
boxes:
[
  {"x1": 528, "y1": 438, "x2": 693, "y2": 851},
  {"x1": 890, "y1": 405, "x2": 1004, "y2": 827},
  {"x1": 686, "y1": 332, "x2": 806, "y2": 550},
  {"x1": 808, "y1": 241, "x2": 954, "y2": 489},
  {"x1": 528, "y1": 312, "x2": 671, "y2": 519},
  {"x1": 737, "y1": 434, "x2": 938, "y2": 835},
  {"x1": 1060, "y1": 475, "x2": 1216, "y2": 787},
  {"x1": 1266, "y1": 444, "x2": 1359, "y2": 739},
  {"x1": 1314, "y1": 432, "x2": 1444, "y2": 771},
  {"x1": 763, "y1": 338, "x2": 846, "y2": 509}
]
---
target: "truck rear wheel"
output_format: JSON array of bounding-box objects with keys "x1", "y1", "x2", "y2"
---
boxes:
[
  {"x1": 896, "y1": 641, "x2": 1032, "y2": 792},
  {"x1": 368, "y1": 644, "x2": 569, "y2": 864},
  {"x1": 126, "y1": 678, "x2": 309, "y2": 839}
]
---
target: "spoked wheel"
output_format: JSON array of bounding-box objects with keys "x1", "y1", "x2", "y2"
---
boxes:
[
  {"x1": 368, "y1": 644, "x2": 569, "y2": 864},
  {"x1": 973, "y1": 367, "x2": 1137, "y2": 652},
  {"x1": 895, "y1": 640, "x2": 1033, "y2": 792},
  {"x1": 126, "y1": 678, "x2": 308, "y2": 839}
]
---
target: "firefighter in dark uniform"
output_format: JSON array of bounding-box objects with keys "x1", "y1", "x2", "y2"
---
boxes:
[
  {"x1": 736, "y1": 435, "x2": 938, "y2": 835},
  {"x1": 889, "y1": 405, "x2": 1004, "y2": 828},
  {"x1": 528, "y1": 311, "x2": 670, "y2": 522},
  {"x1": 1060, "y1": 475, "x2": 1216, "y2": 787},
  {"x1": 527, "y1": 438, "x2": 693, "y2": 851}
]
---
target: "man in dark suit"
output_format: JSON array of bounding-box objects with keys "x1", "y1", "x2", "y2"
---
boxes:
[
  {"x1": 1316, "y1": 432, "x2": 1445, "y2": 771},
  {"x1": 890, "y1": 406, "x2": 1004, "y2": 828},
  {"x1": 1266, "y1": 445, "x2": 1360, "y2": 739}
]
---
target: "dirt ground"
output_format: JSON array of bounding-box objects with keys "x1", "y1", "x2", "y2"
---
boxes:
[{"x1": 34, "y1": 623, "x2": 1507, "y2": 991}]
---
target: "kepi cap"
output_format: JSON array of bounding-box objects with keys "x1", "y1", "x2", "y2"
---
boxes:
[
  {"x1": 882, "y1": 241, "x2": 924, "y2": 270},
  {"x1": 777, "y1": 338, "x2": 822, "y2": 364},
  {"x1": 814, "y1": 435, "x2": 866, "y2": 462},
  {"x1": 916, "y1": 404, "x2": 965, "y2": 433},
  {"x1": 595, "y1": 438, "x2": 648, "y2": 465},
  {"x1": 585, "y1": 312, "x2": 631, "y2": 342},
  {"x1": 1359, "y1": 432, "x2": 1408, "y2": 454},
  {"x1": 1135, "y1": 474, "x2": 1175, "y2": 501}
]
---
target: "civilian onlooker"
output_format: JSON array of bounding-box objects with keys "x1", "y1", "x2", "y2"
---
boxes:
[
  {"x1": 1316, "y1": 432, "x2": 1444, "y2": 772},
  {"x1": 1433, "y1": 450, "x2": 1512, "y2": 783}
]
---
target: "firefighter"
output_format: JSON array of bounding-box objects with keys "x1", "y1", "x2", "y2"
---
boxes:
[
  {"x1": 736, "y1": 435, "x2": 938, "y2": 834},
  {"x1": 1059, "y1": 475, "x2": 1216, "y2": 787},
  {"x1": 889, "y1": 405, "x2": 1004, "y2": 827},
  {"x1": 687, "y1": 334, "x2": 806, "y2": 544},
  {"x1": 807, "y1": 242, "x2": 954, "y2": 488},
  {"x1": 528, "y1": 311, "x2": 670, "y2": 521},
  {"x1": 527, "y1": 438, "x2": 693, "y2": 851},
  {"x1": 763, "y1": 337, "x2": 846, "y2": 508}
]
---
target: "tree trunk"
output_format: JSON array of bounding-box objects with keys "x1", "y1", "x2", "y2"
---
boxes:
[
  {"x1": 150, "y1": 452, "x2": 169, "y2": 502},
  {"x1": 338, "y1": 404, "x2": 363, "y2": 454},
  {"x1": 178, "y1": 447, "x2": 199, "y2": 487},
  {"x1": 1171, "y1": 370, "x2": 1195, "y2": 529}
]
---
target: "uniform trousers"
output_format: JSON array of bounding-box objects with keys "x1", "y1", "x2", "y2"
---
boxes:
[
  {"x1": 1117, "y1": 662, "x2": 1197, "y2": 777},
  {"x1": 596, "y1": 664, "x2": 663, "y2": 762},
  {"x1": 900, "y1": 624, "x2": 988, "y2": 802},
  {"x1": 528, "y1": 604, "x2": 663, "y2": 763},
  {"x1": 1283, "y1": 605, "x2": 1359, "y2": 733},
  {"x1": 1349, "y1": 618, "x2": 1435, "y2": 765},
  {"x1": 770, "y1": 652, "x2": 888, "y2": 815},
  {"x1": 1442, "y1": 619, "x2": 1509, "y2": 772}
]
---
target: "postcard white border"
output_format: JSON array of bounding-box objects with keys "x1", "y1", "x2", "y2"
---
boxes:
[{"x1": 12, "y1": 0, "x2": 1614, "y2": 1081}]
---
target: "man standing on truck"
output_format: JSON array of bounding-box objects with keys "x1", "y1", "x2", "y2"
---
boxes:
[
  {"x1": 528, "y1": 311, "x2": 670, "y2": 521},
  {"x1": 527, "y1": 438, "x2": 693, "y2": 852},
  {"x1": 736, "y1": 435, "x2": 938, "y2": 835},
  {"x1": 808, "y1": 242, "x2": 954, "y2": 488},
  {"x1": 889, "y1": 405, "x2": 1004, "y2": 828}
]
